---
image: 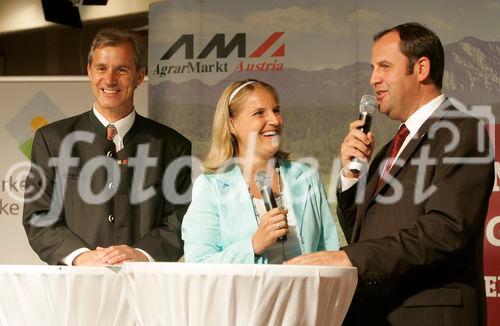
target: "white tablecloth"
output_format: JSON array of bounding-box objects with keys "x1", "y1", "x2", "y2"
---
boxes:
[
  {"x1": 122, "y1": 263, "x2": 357, "y2": 326},
  {"x1": 0, "y1": 265, "x2": 132, "y2": 326}
]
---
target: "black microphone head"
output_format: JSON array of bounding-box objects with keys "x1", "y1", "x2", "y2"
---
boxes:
[
  {"x1": 359, "y1": 95, "x2": 377, "y2": 115},
  {"x1": 255, "y1": 171, "x2": 271, "y2": 191},
  {"x1": 255, "y1": 171, "x2": 278, "y2": 211}
]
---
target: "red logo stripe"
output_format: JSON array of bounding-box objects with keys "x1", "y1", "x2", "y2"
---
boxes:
[
  {"x1": 271, "y1": 44, "x2": 285, "y2": 57},
  {"x1": 249, "y1": 32, "x2": 285, "y2": 58}
]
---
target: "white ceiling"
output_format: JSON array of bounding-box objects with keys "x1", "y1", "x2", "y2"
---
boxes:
[{"x1": 0, "y1": 0, "x2": 159, "y2": 34}]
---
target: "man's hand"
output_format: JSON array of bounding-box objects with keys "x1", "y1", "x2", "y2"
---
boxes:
[
  {"x1": 73, "y1": 250, "x2": 107, "y2": 266},
  {"x1": 286, "y1": 250, "x2": 353, "y2": 267},
  {"x1": 340, "y1": 120, "x2": 375, "y2": 178},
  {"x1": 96, "y1": 245, "x2": 149, "y2": 265}
]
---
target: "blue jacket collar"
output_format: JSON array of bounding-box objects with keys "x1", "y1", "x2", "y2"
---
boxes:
[{"x1": 212, "y1": 159, "x2": 310, "y2": 233}]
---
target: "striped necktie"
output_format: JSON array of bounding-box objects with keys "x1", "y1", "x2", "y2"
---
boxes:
[{"x1": 106, "y1": 124, "x2": 117, "y2": 141}]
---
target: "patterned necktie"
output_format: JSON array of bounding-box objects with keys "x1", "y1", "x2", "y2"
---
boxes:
[
  {"x1": 375, "y1": 124, "x2": 410, "y2": 192},
  {"x1": 106, "y1": 124, "x2": 117, "y2": 141}
]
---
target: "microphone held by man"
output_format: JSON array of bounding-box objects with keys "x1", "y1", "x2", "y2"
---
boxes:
[{"x1": 348, "y1": 94, "x2": 377, "y2": 174}]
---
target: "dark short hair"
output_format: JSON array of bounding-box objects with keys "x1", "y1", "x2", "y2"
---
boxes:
[
  {"x1": 374, "y1": 22, "x2": 444, "y2": 89},
  {"x1": 88, "y1": 28, "x2": 146, "y2": 70}
]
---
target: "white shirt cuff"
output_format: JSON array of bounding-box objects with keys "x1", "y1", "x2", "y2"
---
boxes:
[
  {"x1": 340, "y1": 169, "x2": 359, "y2": 192},
  {"x1": 135, "y1": 248, "x2": 155, "y2": 262},
  {"x1": 61, "y1": 247, "x2": 90, "y2": 266}
]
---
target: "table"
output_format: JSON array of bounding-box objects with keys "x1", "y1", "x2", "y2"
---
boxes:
[
  {"x1": 0, "y1": 265, "x2": 132, "y2": 326},
  {"x1": 0, "y1": 263, "x2": 357, "y2": 325},
  {"x1": 122, "y1": 263, "x2": 357, "y2": 326}
]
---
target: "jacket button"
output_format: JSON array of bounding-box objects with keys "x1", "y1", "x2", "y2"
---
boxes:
[{"x1": 108, "y1": 214, "x2": 114, "y2": 223}]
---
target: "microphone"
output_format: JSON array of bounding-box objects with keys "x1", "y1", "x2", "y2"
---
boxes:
[
  {"x1": 255, "y1": 171, "x2": 287, "y2": 242},
  {"x1": 348, "y1": 95, "x2": 377, "y2": 173}
]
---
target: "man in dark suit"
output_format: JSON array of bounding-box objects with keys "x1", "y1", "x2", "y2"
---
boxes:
[
  {"x1": 22, "y1": 28, "x2": 191, "y2": 266},
  {"x1": 288, "y1": 23, "x2": 494, "y2": 325}
]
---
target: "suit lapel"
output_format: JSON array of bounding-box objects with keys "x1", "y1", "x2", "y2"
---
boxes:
[
  {"x1": 123, "y1": 113, "x2": 141, "y2": 146},
  {"x1": 358, "y1": 99, "x2": 452, "y2": 218},
  {"x1": 213, "y1": 161, "x2": 311, "y2": 235},
  {"x1": 215, "y1": 164, "x2": 255, "y2": 218},
  {"x1": 280, "y1": 160, "x2": 309, "y2": 236},
  {"x1": 80, "y1": 110, "x2": 115, "y2": 159},
  {"x1": 351, "y1": 141, "x2": 391, "y2": 241},
  {"x1": 369, "y1": 131, "x2": 426, "y2": 199},
  {"x1": 365, "y1": 142, "x2": 392, "y2": 200}
]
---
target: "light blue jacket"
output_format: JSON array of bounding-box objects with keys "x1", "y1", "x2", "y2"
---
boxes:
[{"x1": 182, "y1": 159, "x2": 339, "y2": 263}]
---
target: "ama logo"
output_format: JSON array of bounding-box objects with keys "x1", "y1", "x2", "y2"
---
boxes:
[{"x1": 153, "y1": 32, "x2": 285, "y2": 77}]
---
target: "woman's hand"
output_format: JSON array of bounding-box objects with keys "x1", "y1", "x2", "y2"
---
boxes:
[{"x1": 251, "y1": 207, "x2": 288, "y2": 255}]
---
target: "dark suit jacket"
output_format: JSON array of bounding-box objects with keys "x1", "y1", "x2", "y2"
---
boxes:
[
  {"x1": 338, "y1": 100, "x2": 494, "y2": 326},
  {"x1": 22, "y1": 110, "x2": 192, "y2": 265}
]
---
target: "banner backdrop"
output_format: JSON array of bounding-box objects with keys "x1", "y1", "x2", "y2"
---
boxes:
[
  {"x1": 484, "y1": 124, "x2": 500, "y2": 326},
  {"x1": 149, "y1": 0, "x2": 499, "y2": 323}
]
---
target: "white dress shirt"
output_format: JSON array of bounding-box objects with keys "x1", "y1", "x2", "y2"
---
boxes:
[{"x1": 93, "y1": 106, "x2": 135, "y2": 151}]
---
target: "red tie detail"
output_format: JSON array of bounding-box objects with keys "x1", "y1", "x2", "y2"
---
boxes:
[
  {"x1": 106, "y1": 124, "x2": 117, "y2": 141},
  {"x1": 376, "y1": 124, "x2": 410, "y2": 192}
]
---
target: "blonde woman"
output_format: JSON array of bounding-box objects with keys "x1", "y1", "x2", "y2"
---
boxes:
[{"x1": 182, "y1": 79, "x2": 339, "y2": 263}]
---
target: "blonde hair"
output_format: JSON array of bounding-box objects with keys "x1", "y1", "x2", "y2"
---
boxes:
[{"x1": 203, "y1": 79, "x2": 289, "y2": 173}]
